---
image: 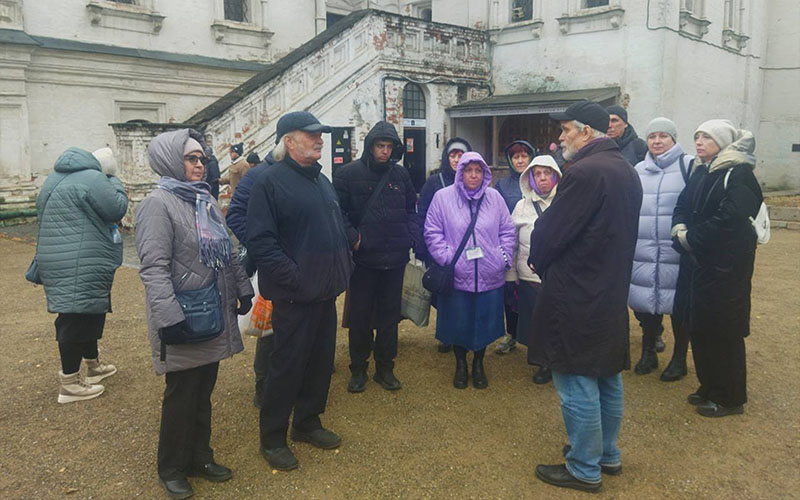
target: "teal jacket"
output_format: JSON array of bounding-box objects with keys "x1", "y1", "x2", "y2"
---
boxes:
[{"x1": 36, "y1": 147, "x2": 129, "y2": 314}]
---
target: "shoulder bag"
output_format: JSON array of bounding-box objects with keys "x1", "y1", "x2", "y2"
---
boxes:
[
  {"x1": 723, "y1": 168, "x2": 770, "y2": 244},
  {"x1": 422, "y1": 195, "x2": 485, "y2": 294}
]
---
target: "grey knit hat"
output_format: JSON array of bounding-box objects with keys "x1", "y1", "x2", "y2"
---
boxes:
[{"x1": 646, "y1": 117, "x2": 678, "y2": 142}]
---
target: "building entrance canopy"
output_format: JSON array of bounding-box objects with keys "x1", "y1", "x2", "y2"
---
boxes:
[{"x1": 447, "y1": 87, "x2": 620, "y2": 118}]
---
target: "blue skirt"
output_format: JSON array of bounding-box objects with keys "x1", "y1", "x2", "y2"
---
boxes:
[{"x1": 435, "y1": 287, "x2": 505, "y2": 351}]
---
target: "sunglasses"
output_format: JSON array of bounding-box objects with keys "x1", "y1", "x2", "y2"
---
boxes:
[{"x1": 184, "y1": 154, "x2": 207, "y2": 165}]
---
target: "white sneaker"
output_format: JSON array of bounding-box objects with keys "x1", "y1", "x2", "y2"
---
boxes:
[
  {"x1": 495, "y1": 335, "x2": 517, "y2": 354},
  {"x1": 58, "y1": 371, "x2": 104, "y2": 404},
  {"x1": 85, "y1": 358, "x2": 117, "y2": 384}
]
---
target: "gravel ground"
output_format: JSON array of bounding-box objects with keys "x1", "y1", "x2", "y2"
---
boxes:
[{"x1": 0, "y1": 227, "x2": 798, "y2": 499}]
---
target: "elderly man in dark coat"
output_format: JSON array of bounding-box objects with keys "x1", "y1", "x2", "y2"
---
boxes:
[
  {"x1": 247, "y1": 111, "x2": 353, "y2": 472},
  {"x1": 527, "y1": 100, "x2": 643, "y2": 493}
]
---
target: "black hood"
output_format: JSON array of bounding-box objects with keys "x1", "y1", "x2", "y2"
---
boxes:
[
  {"x1": 504, "y1": 140, "x2": 536, "y2": 179},
  {"x1": 615, "y1": 124, "x2": 640, "y2": 148},
  {"x1": 361, "y1": 121, "x2": 404, "y2": 168},
  {"x1": 439, "y1": 137, "x2": 472, "y2": 181}
]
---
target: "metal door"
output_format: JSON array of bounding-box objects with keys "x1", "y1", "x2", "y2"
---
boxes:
[{"x1": 403, "y1": 128, "x2": 426, "y2": 193}]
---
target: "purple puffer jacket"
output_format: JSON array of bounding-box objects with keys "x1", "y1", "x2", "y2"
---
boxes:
[{"x1": 424, "y1": 152, "x2": 516, "y2": 293}]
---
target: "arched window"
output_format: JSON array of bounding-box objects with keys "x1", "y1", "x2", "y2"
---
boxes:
[{"x1": 403, "y1": 83, "x2": 426, "y2": 120}]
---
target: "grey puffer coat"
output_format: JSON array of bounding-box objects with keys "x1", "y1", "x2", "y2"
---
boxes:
[
  {"x1": 135, "y1": 129, "x2": 252, "y2": 375},
  {"x1": 36, "y1": 147, "x2": 128, "y2": 314}
]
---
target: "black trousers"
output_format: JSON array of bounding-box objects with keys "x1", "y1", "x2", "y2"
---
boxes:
[
  {"x1": 259, "y1": 299, "x2": 336, "y2": 449},
  {"x1": 347, "y1": 265, "x2": 404, "y2": 370},
  {"x1": 504, "y1": 282, "x2": 518, "y2": 338},
  {"x1": 253, "y1": 334, "x2": 275, "y2": 404},
  {"x1": 633, "y1": 311, "x2": 690, "y2": 360},
  {"x1": 691, "y1": 332, "x2": 747, "y2": 407},
  {"x1": 58, "y1": 341, "x2": 98, "y2": 374},
  {"x1": 158, "y1": 362, "x2": 219, "y2": 480},
  {"x1": 55, "y1": 313, "x2": 105, "y2": 374}
]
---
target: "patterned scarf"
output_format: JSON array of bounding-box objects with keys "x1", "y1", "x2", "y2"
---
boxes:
[{"x1": 157, "y1": 177, "x2": 233, "y2": 269}]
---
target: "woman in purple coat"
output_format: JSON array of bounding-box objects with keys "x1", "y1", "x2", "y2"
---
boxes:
[{"x1": 424, "y1": 152, "x2": 516, "y2": 389}]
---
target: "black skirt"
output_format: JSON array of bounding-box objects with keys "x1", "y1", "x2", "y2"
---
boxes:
[{"x1": 55, "y1": 313, "x2": 106, "y2": 343}]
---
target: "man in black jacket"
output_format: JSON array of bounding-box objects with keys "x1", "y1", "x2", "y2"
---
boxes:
[
  {"x1": 606, "y1": 105, "x2": 647, "y2": 167},
  {"x1": 333, "y1": 121, "x2": 418, "y2": 393},
  {"x1": 247, "y1": 111, "x2": 353, "y2": 471},
  {"x1": 528, "y1": 101, "x2": 642, "y2": 493}
]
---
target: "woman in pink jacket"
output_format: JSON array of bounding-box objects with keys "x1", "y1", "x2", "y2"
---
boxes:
[{"x1": 424, "y1": 152, "x2": 516, "y2": 389}]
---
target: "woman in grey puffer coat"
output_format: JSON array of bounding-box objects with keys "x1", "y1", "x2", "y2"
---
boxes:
[
  {"x1": 629, "y1": 118, "x2": 692, "y2": 381},
  {"x1": 135, "y1": 128, "x2": 253, "y2": 498}
]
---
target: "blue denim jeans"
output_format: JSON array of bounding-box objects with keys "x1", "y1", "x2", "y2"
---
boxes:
[{"x1": 551, "y1": 371, "x2": 624, "y2": 483}]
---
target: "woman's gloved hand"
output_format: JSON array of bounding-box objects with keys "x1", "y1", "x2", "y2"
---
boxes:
[{"x1": 237, "y1": 294, "x2": 255, "y2": 315}]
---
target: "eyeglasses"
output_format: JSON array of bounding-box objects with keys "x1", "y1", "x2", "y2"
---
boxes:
[{"x1": 184, "y1": 154, "x2": 207, "y2": 165}]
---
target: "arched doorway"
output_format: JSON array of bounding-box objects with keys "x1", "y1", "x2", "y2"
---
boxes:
[{"x1": 402, "y1": 83, "x2": 427, "y2": 192}]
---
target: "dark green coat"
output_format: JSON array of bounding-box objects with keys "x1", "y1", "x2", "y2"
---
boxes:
[{"x1": 36, "y1": 147, "x2": 128, "y2": 314}]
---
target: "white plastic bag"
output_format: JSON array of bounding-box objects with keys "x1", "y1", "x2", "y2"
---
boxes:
[
  {"x1": 400, "y1": 257, "x2": 432, "y2": 327},
  {"x1": 238, "y1": 271, "x2": 274, "y2": 337}
]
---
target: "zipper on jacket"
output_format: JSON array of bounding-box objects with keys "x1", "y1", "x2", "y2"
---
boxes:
[{"x1": 653, "y1": 172, "x2": 665, "y2": 312}]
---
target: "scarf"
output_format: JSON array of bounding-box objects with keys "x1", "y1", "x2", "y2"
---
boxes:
[{"x1": 157, "y1": 177, "x2": 233, "y2": 269}]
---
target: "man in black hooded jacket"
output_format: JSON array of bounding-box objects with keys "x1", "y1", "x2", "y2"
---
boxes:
[{"x1": 333, "y1": 121, "x2": 418, "y2": 393}]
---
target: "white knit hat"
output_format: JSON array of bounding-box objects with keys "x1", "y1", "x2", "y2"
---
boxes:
[{"x1": 695, "y1": 119, "x2": 738, "y2": 150}]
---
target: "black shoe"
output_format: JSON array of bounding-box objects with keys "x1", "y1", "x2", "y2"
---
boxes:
[
  {"x1": 472, "y1": 357, "x2": 488, "y2": 389},
  {"x1": 453, "y1": 359, "x2": 468, "y2": 389},
  {"x1": 373, "y1": 365, "x2": 402, "y2": 391},
  {"x1": 347, "y1": 368, "x2": 368, "y2": 393},
  {"x1": 188, "y1": 462, "x2": 233, "y2": 482},
  {"x1": 532, "y1": 367, "x2": 552, "y2": 385},
  {"x1": 687, "y1": 391, "x2": 708, "y2": 406},
  {"x1": 659, "y1": 358, "x2": 688, "y2": 382},
  {"x1": 634, "y1": 350, "x2": 658, "y2": 375},
  {"x1": 438, "y1": 342, "x2": 452, "y2": 353},
  {"x1": 535, "y1": 464, "x2": 601, "y2": 493},
  {"x1": 655, "y1": 334, "x2": 666, "y2": 353},
  {"x1": 291, "y1": 427, "x2": 342, "y2": 449},
  {"x1": 260, "y1": 446, "x2": 299, "y2": 471},
  {"x1": 562, "y1": 445, "x2": 622, "y2": 476},
  {"x1": 159, "y1": 478, "x2": 194, "y2": 499},
  {"x1": 696, "y1": 401, "x2": 744, "y2": 418}
]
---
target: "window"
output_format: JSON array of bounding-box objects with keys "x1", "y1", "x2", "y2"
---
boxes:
[
  {"x1": 419, "y1": 8, "x2": 432, "y2": 22},
  {"x1": 584, "y1": 0, "x2": 609, "y2": 7},
  {"x1": 110, "y1": 0, "x2": 136, "y2": 3},
  {"x1": 224, "y1": 0, "x2": 248, "y2": 23},
  {"x1": 403, "y1": 84, "x2": 426, "y2": 120},
  {"x1": 511, "y1": 0, "x2": 532, "y2": 22},
  {"x1": 326, "y1": 12, "x2": 345, "y2": 28},
  {"x1": 724, "y1": 0, "x2": 743, "y2": 30}
]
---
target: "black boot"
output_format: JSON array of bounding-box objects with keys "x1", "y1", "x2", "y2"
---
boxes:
[
  {"x1": 347, "y1": 364, "x2": 368, "y2": 393},
  {"x1": 453, "y1": 358, "x2": 468, "y2": 389},
  {"x1": 660, "y1": 356, "x2": 688, "y2": 381},
  {"x1": 655, "y1": 334, "x2": 666, "y2": 353},
  {"x1": 634, "y1": 333, "x2": 658, "y2": 375},
  {"x1": 532, "y1": 366, "x2": 552, "y2": 384},
  {"x1": 373, "y1": 362, "x2": 402, "y2": 391},
  {"x1": 472, "y1": 354, "x2": 488, "y2": 389}
]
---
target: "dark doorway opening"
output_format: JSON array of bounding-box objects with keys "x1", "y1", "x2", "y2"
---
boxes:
[{"x1": 404, "y1": 129, "x2": 426, "y2": 192}]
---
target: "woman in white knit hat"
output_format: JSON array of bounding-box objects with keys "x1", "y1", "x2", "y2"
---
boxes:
[{"x1": 671, "y1": 119, "x2": 763, "y2": 418}]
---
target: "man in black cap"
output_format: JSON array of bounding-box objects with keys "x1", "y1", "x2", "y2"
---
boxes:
[
  {"x1": 606, "y1": 105, "x2": 647, "y2": 166},
  {"x1": 246, "y1": 111, "x2": 353, "y2": 471},
  {"x1": 526, "y1": 100, "x2": 642, "y2": 492},
  {"x1": 333, "y1": 121, "x2": 417, "y2": 393}
]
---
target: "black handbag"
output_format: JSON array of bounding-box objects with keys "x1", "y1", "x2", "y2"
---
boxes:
[
  {"x1": 162, "y1": 280, "x2": 224, "y2": 345},
  {"x1": 423, "y1": 196, "x2": 484, "y2": 294}
]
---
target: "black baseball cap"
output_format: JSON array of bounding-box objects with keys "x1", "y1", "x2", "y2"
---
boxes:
[
  {"x1": 550, "y1": 100, "x2": 610, "y2": 133},
  {"x1": 275, "y1": 111, "x2": 332, "y2": 144}
]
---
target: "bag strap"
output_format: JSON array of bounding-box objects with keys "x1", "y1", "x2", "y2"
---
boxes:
[
  {"x1": 438, "y1": 172, "x2": 446, "y2": 189},
  {"x1": 532, "y1": 200, "x2": 543, "y2": 217},
  {"x1": 357, "y1": 165, "x2": 395, "y2": 226},
  {"x1": 448, "y1": 195, "x2": 485, "y2": 268},
  {"x1": 678, "y1": 154, "x2": 694, "y2": 184},
  {"x1": 723, "y1": 168, "x2": 732, "y2": 190}
]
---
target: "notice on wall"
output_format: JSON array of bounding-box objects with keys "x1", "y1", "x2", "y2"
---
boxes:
[{"x1": 406, "y1": 137, "x2": 414, "y2": 153}]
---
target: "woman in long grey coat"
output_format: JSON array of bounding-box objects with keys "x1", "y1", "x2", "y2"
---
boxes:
[
  {"x1": 36, "y1": 146, "x2": 128, "y2": 403},
  {"x1": 135, "y1": 128, "x2": 253, "y2": 499}
]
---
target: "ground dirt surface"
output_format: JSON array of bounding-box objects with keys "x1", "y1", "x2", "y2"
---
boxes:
[{"x1": 0, "y1": 229, "x2": 798, "y2": 500}]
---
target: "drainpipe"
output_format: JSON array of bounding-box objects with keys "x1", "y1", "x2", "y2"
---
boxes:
[{"x1": 315, "y1": 0, "x2": 326, "y2": 34}]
